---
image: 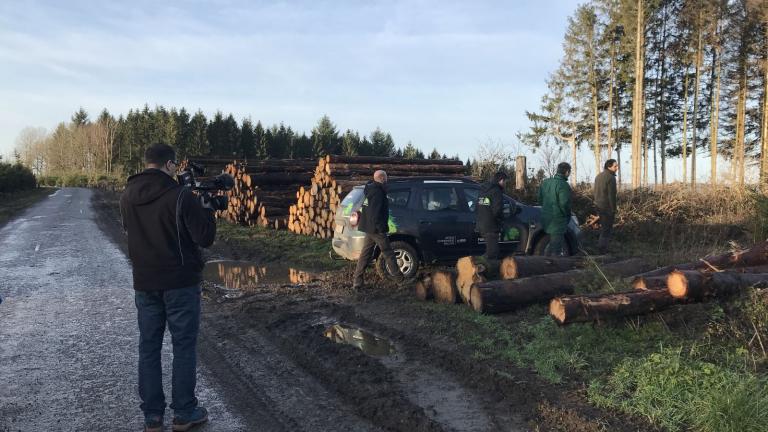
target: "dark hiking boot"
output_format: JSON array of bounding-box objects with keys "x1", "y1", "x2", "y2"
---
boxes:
[
  {"x1": 172, "y1": 406, "x2": 208, "y2": 431},
  {"x1": 143, "y1": 415, "x2": 163, "y2": 432}
]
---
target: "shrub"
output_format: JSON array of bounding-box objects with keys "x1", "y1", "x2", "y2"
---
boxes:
[{"x1": 0, "y1": 162, "x2": 37, "y2": 193}]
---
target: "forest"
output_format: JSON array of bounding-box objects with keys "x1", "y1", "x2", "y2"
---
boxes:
[{"x1": 521, "y1": 0, "x2": 767, "y2": 188}]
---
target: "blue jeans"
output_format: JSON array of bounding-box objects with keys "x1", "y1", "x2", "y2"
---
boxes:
[{"x1": 135, "y1": 285, "x2": 201, "y2": 418}]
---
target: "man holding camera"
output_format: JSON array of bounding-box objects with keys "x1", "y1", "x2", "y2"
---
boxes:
[{"x1": 120, "y1": 143, "x2": 216, "y2": 432}]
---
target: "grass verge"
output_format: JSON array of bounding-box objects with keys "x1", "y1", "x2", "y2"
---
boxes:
[
  {"x1": 0, "y1": 187, "x2": 56, "y2": 228},
  {"x1": 216, "y1": 221, "x2": 347, "y2": 270}
]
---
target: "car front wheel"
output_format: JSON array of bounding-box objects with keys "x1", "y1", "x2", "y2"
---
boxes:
[{"x1": 376, "y1": 241, "x2": 419, "y2": 281}]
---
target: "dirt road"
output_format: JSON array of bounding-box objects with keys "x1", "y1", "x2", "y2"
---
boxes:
[{"x1": 1, "y1": 187, "x2": 636, "y2": 432}]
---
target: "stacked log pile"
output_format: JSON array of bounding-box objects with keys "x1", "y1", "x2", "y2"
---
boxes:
[
  {"x1": 183, "y1": 158, "x2": 316, "y2": 228},
  {"x1": 289, "y1": 155, "x2": 467, "y2": 238}
]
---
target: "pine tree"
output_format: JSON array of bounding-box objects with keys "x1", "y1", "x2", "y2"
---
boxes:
[
  {"x1": 311, "y1": 115, "x2": 339, "y2": 157},
  {"x1": 240, "y1": 118, "x2": 256, "y2": 159}
]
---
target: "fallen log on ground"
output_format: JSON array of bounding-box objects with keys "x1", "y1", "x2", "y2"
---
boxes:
[
  {"x1": 500, "y1": 255, "x2": 610, "y2": 279},
  {"x1": 469, "y1": 258, "x2": 651, "y2": 314},
  {"x1": 631, "y1": 276, "x2": 669, "y2": 290},
  {"x1": 549, "y1": 289, "x2": 681, "y2": 325},
  {"x1": 432, "y1": 270, "x2": 460, "y2": 304},
  {"x1": 415, "y1": 274, "x2": 434, "y2": 301},
  {"x1": 666, "y1": 270, "x2": 768, "y2": 300},
  {"x1": 456, "y1": 256, "x2": 500, "y2": 304},
  {"x1": 631, "y1": 240, "x2": 768, "y2": 279}
]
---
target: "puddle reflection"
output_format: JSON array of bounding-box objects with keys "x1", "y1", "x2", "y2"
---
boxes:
[
  {"x1": 323, "y1": 324, "x2": 396, "y2": 356},
  {"x1": 204, "y1": 260, "x2": 319, "y2": 290}
]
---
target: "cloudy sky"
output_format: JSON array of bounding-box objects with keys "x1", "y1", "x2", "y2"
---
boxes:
[{"x1": 1, "y1": 0, "x2": 585, "y2": 171}]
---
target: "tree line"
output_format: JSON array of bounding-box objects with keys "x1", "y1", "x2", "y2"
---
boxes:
[
  {"x1": 521, "y1": 0, "x2": 767, "y2": 188},
  {"x1": 15, "y1": 106, "x2": 457, "y2": 177}
]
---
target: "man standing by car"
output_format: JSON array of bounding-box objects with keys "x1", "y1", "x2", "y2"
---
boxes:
[
  {"x1": 120, "y1": 143, "x2": 215, "y2": 432},
  {"x1": 476, "y1": 171, "x2": 508, "y2": 259},
  {"x1": 594, "y1": 159, "x2": 618, "y2": 254},
  {"x1": 539, "y1": 162, "x2": 572, "y2": 256},
  {"x1": 352, "y1": 170, "x2": 405, "y2": 289}
]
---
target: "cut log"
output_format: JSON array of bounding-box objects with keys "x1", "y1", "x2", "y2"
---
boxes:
[
  {"x1": 631, "y1": 276, "x2": 669, "y2": 290},
  {"x1": 500, "y1": 256, "x2": 610, "y2": 279},
  {"x1": 632, "y1": 240, "x2": 768, "y2": 279},
  {"x1": 549, "y1": 289, "x2": 681, "y2": 325},
  {"x1": 456, "y1": 256, "x2": 500, "y2": 304},
  {"x1": 432, "y1": 270, "x2": 460, "y2": 304},
  {"x1": 415, "y1": 275, "x2": 434, "y2": 301},
  {"x1": 667, "y1": 270, "x2": 768, "y2": 300},
  {"x1": 327, "y1": 155, "x2": 465, "y2": 166},
  {"x1": 469, "y1": 258, "x2": 651, "y2": 314}
]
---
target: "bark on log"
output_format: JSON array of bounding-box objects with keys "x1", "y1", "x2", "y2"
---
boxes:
[
  {"x1": 631, "y1": 276, "x2": 669, "y2": 290},
  {"x1": 469, "y1": 258, "x2": 651, "y2": 314},
  {"x1": 549, "y1": 289, "x2": 681, "y2": 325},
  {"x1": 248, "y1": 172, "x2": 313, "y2": 186},
  {"x1": 415, "y1": 275, "x2": 434, "y2": 301},
  {"x1": 500, "y1": 256, "x2": 610, "y2": 279},
  {"x1": 632, "y1": 240, "x2": 768, "y2": 279},
  {"x1": 667, "y1": 270, "x2": 768, "y2": 300},
  {"x1": 432, "y1": 270, "x2": 460, "y2": 304},
  {"x1": 327, "y1": 155, "x2": 464, "y2": 166},
  {"x1": 456, "y1": 256, "x2": 501, "y2": 304}
]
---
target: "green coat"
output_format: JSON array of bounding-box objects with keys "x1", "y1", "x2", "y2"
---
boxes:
[{"x1": 538, "y1": 174, "x2": 572, "y2": 235}]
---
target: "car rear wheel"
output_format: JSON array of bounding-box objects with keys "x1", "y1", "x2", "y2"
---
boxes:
[
  {"x1": 376, "y1": 241, "x2": 419, "y2": 281},
  {"x1": 533, "y1": 234, "x2": 572, "y2": 256}
]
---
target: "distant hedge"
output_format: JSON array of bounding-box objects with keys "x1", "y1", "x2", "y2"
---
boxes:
[{"x1": 0, "y1": 162, "x2": 37, "y2": 193}]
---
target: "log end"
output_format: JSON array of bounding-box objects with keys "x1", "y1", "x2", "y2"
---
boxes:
[
  {"x1": 548, "y1": 298, "x2": 567, "y2": 325},
  {"x1": 667, "y1": 270, "x2": 688, "y2": 298},
  {"x1": 631, "y1": 276, "x2": 647, "y2": 290},
  {"x1": 433, "y1": 271, "x2": 459, "y2": 304},
  {"x1": 415, "y1": 276, "x2": 433, "y2": 301},
  {"x1": 500, "y1": 257, "x2": 518, "y2": 280}
]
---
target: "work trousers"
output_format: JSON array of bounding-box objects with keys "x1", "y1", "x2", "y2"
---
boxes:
[
  {"x1": 353, "y1": 232, "x2": 400, "y2": 285},
  {"x1": 483, "y1": 232, "x2": 500, "y2": 259},
  {"x1": 598, "y1": 210, "x2": 615, "y2": 253}
]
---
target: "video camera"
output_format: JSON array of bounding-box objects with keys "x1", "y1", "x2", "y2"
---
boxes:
[{"x1": 177, "y1": 162, "x2": 234, "y2": 211}]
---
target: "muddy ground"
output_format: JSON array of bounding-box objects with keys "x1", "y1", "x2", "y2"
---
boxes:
[{"x1": 92, "y1": 189, "x2": 657, "y2": 432}]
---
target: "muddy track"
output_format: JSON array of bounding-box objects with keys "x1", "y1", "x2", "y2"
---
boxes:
[{"x1": 92, "y1": 189, "x2": 656, "y2": 432}]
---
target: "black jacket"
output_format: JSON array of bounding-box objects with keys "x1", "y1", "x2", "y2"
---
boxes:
[
  {"x1": 594, "y1": 169, "x2": 617, "y2": 213},
  {"x1": 119, "y1": 169, "x2": 216, "y2": 291},
  {"x1": 476, "y1": 182, "x2": 504, "y2": 233},
  {"x1": 358, "y1": 181, "x2": 389, "y2": 234}
]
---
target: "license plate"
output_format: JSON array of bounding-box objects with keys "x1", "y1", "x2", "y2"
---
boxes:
[{"x1": 334, "y1": 223, "x2": 344, "y2": 234}]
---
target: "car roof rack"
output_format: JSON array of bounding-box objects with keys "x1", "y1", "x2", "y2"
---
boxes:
[{"x1": 388, "y1": 176, "x2": 478, "y2": 184}]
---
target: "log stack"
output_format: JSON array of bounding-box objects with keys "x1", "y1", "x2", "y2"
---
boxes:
[{"x1": 289, "y1": 155, "x2": 467, "y2": 238}]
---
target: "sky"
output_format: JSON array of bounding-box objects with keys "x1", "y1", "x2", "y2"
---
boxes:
[{"x1": 0, "y1": 0, "x2": 584, "y2": 163}]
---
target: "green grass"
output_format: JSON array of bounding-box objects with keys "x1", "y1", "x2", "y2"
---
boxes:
[
  {"x1": 0, "y1": 187, "x2": 55, "y2": 228},
  {"x1": 216, "y1": 221, "x2": 347, "y2": 269},
  {"x1": 588, "y1": 347, "x2": 768, "y2": 432}
]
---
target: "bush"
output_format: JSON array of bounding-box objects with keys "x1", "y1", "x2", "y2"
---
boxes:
[
  {"x1": 0, "y1": 162, "x2": 37, "y2": 193},
  {"x1": 37, "y1": 175, "x2": 60, "y2": 187}
]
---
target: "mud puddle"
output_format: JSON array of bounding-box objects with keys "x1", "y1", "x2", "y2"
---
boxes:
[
  {"x1": 204, "y1": 260, "x2": 321, "y2": 291},
  {"x1": 323, "y1": 324, "x2": 397, "y2": 356}
]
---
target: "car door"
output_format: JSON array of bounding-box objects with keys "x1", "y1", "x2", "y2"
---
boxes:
[{"x1": 415, "y1": 184, "x2": 467, "y2": 261}]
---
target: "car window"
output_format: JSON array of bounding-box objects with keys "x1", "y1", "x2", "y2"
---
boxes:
[
  {"x1": 420, "y1": 187, "x2": 460, "y2": 211},
  {"x1": 339, "y1": 188, "x2": 365, "y2": 216},
  {"x1": 388, "y1": 189, "x2": 410, "y2": 208},
  {"x1": 464, "y1": 187, "x2": 480, "y2": 212}
]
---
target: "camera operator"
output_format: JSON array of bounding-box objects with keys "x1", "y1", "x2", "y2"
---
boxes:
[{"x1": 120, "y1": 143, "x2": 215, "y2": 432}]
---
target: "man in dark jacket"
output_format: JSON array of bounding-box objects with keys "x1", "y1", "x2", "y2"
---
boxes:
[
  {"x1": 120, "y1": 143, "x2": 215, "y2": 432},
  {"x1": 352, "y1": 170, "x2": 404, "y2": 289},
  {"x1": 476, "y1": 171, "x2": 508, "y2": 259},
  {"x1": 594, "y1": 159, "x2": 618, "y2": 254},
  {"x1": 539, "y1": 162, "x2": 572, "y2": 256}
]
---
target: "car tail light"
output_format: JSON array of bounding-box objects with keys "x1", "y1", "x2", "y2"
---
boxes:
[{"x1": 349, "y1": 211, "x2": 360, "y2": 227}]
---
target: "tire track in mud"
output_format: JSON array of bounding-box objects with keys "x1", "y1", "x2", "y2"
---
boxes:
[{"x1": 199, "y1": 309, "x2": 380, "y2": 432}]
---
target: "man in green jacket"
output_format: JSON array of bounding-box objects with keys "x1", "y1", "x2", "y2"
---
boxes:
[
  {"x1": 594, "y1": 159, "x2": 618, "y2": 254},
  {"x1": 539, "y1": 162, "x2": 572, "y2": 256}
]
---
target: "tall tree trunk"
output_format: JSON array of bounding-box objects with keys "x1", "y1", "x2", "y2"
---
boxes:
[
  {"x1": 607, "y1": 40, "x2": 617, "y2": 162},
  {"x1": 570, "y1": 136, "x2": 577, "y2": 187},
  {"x1": 736, "y1": 66, "x2": 748, "y2": 187},
  {"x1": 631, "y1": 0, "x2": 645, "y2": 188},
  {"x1": 593, "y1": 90, "x2": 601, "y2": 175},
  {"x1": 682, "y1": 71, "x2": 690, "y2": 184},
  {"x1": 658, "y1": 3, "x2": 669, "y2": 185},
  {"x1": 710, "y1": 34, "x2": 722, "y2": 187},
  {"x1": 762, "y1": 17, "x2": 768, "y2": 188},
  {"x1": 692, "y1": 17, "x2": 704, "y2": 190}
]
